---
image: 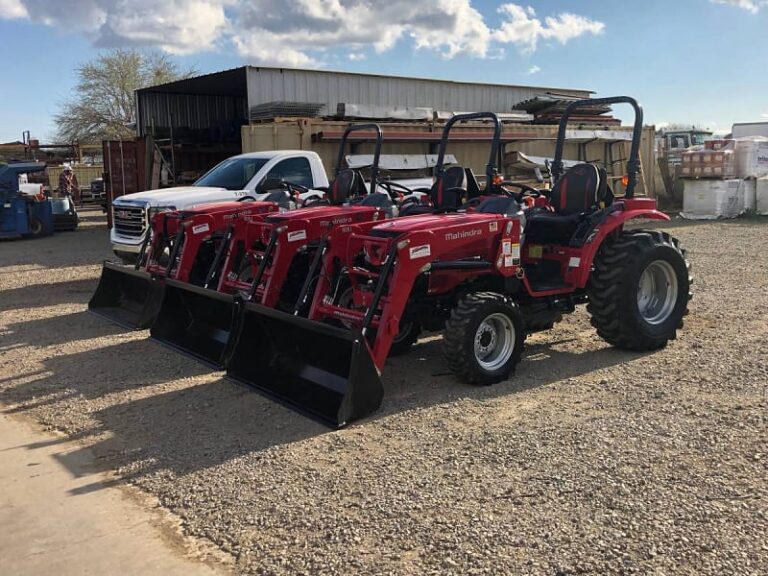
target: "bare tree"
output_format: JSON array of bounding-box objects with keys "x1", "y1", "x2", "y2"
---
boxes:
[{"x1": 54, "y1": 49, "x2": 195, "y2": 143}]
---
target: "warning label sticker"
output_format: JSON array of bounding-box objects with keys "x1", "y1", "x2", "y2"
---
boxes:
[
  {"x1": 192, "y1": 223, "x2": 210, "y2": 235},
  {"x1": 409, "y1": 244, "x2": 431, "y2": 260},
  {"x1": 287, "y1": 229, "x2": 308, "y2": 242},
  {"x1": 489, "y1": 221, "x2": 498, "y2": 232}
]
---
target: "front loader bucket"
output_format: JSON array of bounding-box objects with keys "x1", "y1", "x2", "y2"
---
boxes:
[
  {"x1": 150, "y1": 279, "x2": 240, "y2": 368},
  {"x1": 226, "y1": 303, "x2": 384, "y2": 428},
  {"x1": 88, "y1": 261, "x2": 164, "y2": 330}
]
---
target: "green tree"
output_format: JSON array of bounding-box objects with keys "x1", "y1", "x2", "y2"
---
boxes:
[{"x1": 55, "y1": 49, "x2": 195, "y2": 143}]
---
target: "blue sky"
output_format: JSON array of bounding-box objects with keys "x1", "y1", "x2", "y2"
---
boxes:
[{"x1": 0, "y1": 0, "x2": 766, "y2": 142}]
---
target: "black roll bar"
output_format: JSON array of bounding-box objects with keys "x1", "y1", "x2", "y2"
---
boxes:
[
  {"x1": 552, "y1": 96, "x2": 644, "y2": 198},
  {"x1": 434, "y1": 112, "x2": 502, "y2": 188}
]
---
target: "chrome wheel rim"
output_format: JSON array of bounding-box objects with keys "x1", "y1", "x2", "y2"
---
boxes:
[
  {"x1": 637, "y1": 260, "x2": 678, "y2": 325},
  {"x1": 474, "y1": 312, "x2": 515, "y2": 371}
]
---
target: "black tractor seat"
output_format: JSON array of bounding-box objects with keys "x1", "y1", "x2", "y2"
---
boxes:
[
  {"x1": 524, "y1": 163, "x2": 611, "y2": 246},
  {"x1": 473, "y1": 195, "x2": 521, "y2": 216},
  {"x1": 400, "y1": 165, "x2": 468, "y2": 216}
]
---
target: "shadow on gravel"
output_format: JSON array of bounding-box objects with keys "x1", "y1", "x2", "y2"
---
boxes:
[
  {"x1": 0, "y1": 339, "x2": 213, "y2": 413},
  {"x1": 373, "y1": 333, "x2": 649, "y2": 422},
  {"x1": 0, "y1": 279, "x2": 97, "y2": 312},
  {"x1": 1, "y1": 308, "x2": 647, "y2": 497},
  {"x1": 2, "y1": 310, "x2": 127, "y2": 347}
]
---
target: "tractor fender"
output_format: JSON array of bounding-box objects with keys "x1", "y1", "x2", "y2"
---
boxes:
[{"x1": 574, "y1": 204, "x2": 669, "y2": 289}]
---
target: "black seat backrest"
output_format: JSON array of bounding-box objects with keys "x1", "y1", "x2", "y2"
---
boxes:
[
  {"x1": 550, "y1": 163, "x2": 607, "y2": 215},
  {"x1": 328, "y1": 168, "x2": 361, "y2": 205},
  {"x1": 262, "y1": 190, "x2": 291, "y2": 209},
  {"x1": 358, "y1": 193, "x2": 393, "y2": 209},
  {"x1": 430, "y1": 165, "x2": 467, "y2": 210},
  {"x1": 465, "y1": 168, "x2": 482, "y2": 198},
  {"x1": 474, "y1": 196, "x2": 519, "y2": 215}
]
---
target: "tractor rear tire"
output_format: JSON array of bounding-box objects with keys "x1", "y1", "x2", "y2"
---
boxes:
[
  {"x1": 587, "y1": 230, "x2": 691, "y2": 351},
  {"x1": 443, "y1": 292, "x2": 525, "y2": 386}
]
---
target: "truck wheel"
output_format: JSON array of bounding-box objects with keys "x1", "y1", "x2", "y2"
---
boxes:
[
  {"x1": 587, "y1": 230, "x2": 691, "y2": 351},
  {"x1": 23, "y1": 215, "x2": 45, "y2": 238},
  {"x1": 443, "y1": 292, "x2": 525, "y2": 385}
]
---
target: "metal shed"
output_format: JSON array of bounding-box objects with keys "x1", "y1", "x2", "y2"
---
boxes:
[
  {"x1": 135, "y1": 66, "x2": 591, "y2": 141},
  {"x1": 132, "y1": 66, "x2": 596, "y2": 188}
]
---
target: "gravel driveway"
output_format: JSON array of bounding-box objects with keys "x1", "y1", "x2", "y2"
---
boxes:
[{"x1": 1, "y1": 208, "x2": 766, "y2": 575}]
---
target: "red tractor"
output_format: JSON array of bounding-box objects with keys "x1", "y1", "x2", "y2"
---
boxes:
[
  {"x1": 149, "y1": 124, "x2": 409, "y2": 367},
  {"x1": 225, "y1": 97, "x2": 692, "y2": 427},
  {"x1": 88, "y1": 193, "x2": 291, "y2": 329}
]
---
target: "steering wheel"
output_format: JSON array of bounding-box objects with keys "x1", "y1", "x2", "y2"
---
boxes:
[
  {"x1": 281, "y1": 181, "x2": 310, "y2": 195},
  {"x1": 500, "y1": 181, "x2": 542, "y2": 202},
  {"x1": 377, "y1": 179, "x2": 413, "y2": 201}
]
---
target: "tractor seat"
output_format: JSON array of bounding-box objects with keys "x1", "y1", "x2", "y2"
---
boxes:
[
  {"x1": 400, "y1": 166, "x2": 467, "y2": 217},
  {"x1": 524, "y1": 163, "x2": 609, "y2": 245},
  {"x1": 357, "y1": 192, "x2": 393, "y2": 209},
  {"x1": 355, "y1": 192, "x2": 396, "y2": 218},
  {"x1": 328, "y1": 169, "x2": 363, "y2": 205},
  {"x1": 262, "y1": 190, "x2": 292, "y2": 210},
  {"x1": 473, "y1": 196, "x2": 520, "y2": 216}
]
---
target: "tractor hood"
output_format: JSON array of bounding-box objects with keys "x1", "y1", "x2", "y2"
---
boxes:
[
  {"x1": 370, "y1": 212, "x2": 501, "y2": 236},
  {"x1": 267, "y1": 204, "x2": 377, "y2": 223}
]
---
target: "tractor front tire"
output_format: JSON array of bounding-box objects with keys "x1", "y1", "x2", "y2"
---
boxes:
[
  {"x1": 587, "y1": 230, "x2": 691, "y2": 351},
  {"x1": 388, "y1": 321, "x2": 421, "y2": 357},
  {"x1": 443, "y1": 292, "x2": 525, "y2": 386}
]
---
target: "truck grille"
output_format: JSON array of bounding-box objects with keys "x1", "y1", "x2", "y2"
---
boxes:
[{"x1": 113, "y1": 205, "x2": 146, "y2": 238}]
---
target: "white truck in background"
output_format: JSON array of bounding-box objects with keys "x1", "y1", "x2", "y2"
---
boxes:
[
  {"x1": 109, "y1": 149, "x2": 444, "y2": 263},
  {"x1": 110, "y1": 150, "x2": 330, "y2": 262}
]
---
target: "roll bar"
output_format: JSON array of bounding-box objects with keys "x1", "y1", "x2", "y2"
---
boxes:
[
  {"x1": 552, "y1": 96, "x2": 644, "y2": 198},
  {"x1": 434, "y1": 112, "x2": 502, "y2": 188},
  {"x1": 335, "y1": 123, "x2": 383, "y2": 193}
]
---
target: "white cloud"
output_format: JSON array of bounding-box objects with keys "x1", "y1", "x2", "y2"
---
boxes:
[
  {"x1": 493, "y1": 4, "x2": 605, "y2": 53},
  {"x1": 230, "y1": 0, "x2": 493, "y2": 65},
  {"x1": 0, "y1": 0, "x2": 27, "y2": 18},
  {"x1": 710, "y1": 0, "x2": 768, "y2": 13},
  {"x1": 527, "y1": 64, "x2": 541, "y2": 74},
  {"x1": 0, "y1": 1, "x2": 606, "y2": 65}
]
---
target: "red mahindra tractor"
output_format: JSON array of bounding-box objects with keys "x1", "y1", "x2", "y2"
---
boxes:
[
  {"x1": 226, "y1": 97, "x2": 692, "y2": 428},
  {"x1": 150, "y1": 124, "x2": 412, "y2": 367},
  {"x1": 88, "y1": 192, "x2": 291, "y2": 329}
]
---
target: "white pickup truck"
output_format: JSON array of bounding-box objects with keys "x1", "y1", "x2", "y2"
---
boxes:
[{"x1": 110, "y1": 150, "x2": 330, "y2": 262}]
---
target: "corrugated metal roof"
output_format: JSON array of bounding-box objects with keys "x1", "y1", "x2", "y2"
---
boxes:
[
  {"x1": 245, "y1": 67, "x2": 591, "y2": 116},
  {"x1": 136, "y1": 65, "x2": 593, "y2": 137}
]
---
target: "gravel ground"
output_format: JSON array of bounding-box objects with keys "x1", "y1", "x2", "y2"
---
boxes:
[{"x1": 1, "y1": 208, "x2": 766, "y2": 576}]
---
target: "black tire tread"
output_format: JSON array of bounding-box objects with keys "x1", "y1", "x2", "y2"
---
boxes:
[
  {"x1": 587, "y1": 229, "x2": 691, "y2": 351},
  {"x1": 443, "y1": 292, "x2": 524, "y2": 385}
]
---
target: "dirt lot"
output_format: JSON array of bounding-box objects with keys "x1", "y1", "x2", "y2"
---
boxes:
[{"x1": 1, "y1": 207, "x2": 766, "y2": 575}]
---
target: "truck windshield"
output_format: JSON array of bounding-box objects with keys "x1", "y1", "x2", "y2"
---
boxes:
[{"x1": 195, "y1": 158, "x2": 268, "y2": 190}]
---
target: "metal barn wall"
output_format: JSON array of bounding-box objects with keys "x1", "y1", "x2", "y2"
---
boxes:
[
  {"x1": 136, "y1": 92, "x2": 247, "y2": 137},
  {"x1": 245, "y1": 67, "x2": 592, "y2": 114}
]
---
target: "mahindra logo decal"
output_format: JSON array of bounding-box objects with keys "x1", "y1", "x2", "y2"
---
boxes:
[{"x1": 444, "y1": 229, "x2": 482, "y2": 241}]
